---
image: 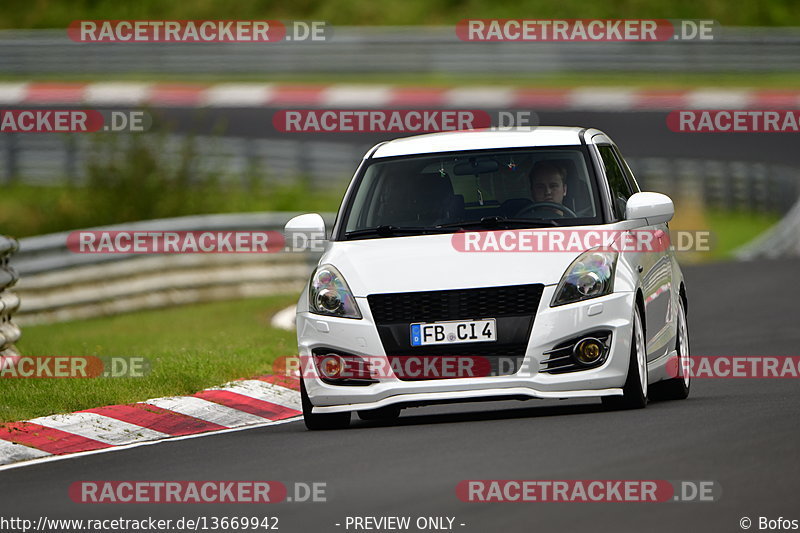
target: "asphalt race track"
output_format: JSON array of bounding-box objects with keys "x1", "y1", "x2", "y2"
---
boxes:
[{"x1": 2, "y1": 258, "x2": 799, "y2": 533}]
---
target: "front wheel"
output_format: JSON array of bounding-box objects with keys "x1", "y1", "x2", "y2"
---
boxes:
[
  {"x1": 301, "y1": 379, "x2": 351, "y2": 430},
  {"x1": 603, "y1": 305, "x2": 648, "y2": 410},
  {"x1": 651, "y1": 296, "x2": 691, "y2": 401}
]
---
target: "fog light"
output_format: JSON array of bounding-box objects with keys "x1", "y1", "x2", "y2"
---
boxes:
[
  {"x1": 573, "y1": 338, "x2": 604, "y2": 365},
  {"x1": 318, "y1": 354, "x2": 343, "y2": 379}
]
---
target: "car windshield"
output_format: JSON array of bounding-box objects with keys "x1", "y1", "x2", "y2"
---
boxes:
[{"x1": 341, "y1": 147, "x2": 604, "y2": 239}]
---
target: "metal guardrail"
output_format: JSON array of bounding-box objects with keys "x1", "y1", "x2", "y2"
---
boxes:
[
  {"x1": 2, "y1": 131, "x2": 797, "y2": 214},
  {"x1": 0, "y1": 235, "x2": 21, "y2": 365},
  {"x1": 1, "y1": 27, "x2": 800, "y2": 74},
  {"x1": 626, "y1": 157, "x2": 799, "y2": 215},
  {"x1": 11, "y1": 212, "x2": 334, "y2": 325},
  {"x1": 735, "y1": 196, "x2": 800, "y2": 259}
]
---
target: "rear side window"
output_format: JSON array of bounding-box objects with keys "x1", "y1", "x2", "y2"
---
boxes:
[{"x1": 598, "y1": 145, "x2": 634, "y2": 219}]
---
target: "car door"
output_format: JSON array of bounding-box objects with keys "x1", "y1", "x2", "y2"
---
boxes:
[
  {"x1": 594, "y1": 140, "x2": 672, "y2": 361},
  {"x1": 613, "y1": 144, "x2": 676, "y2": 359}
]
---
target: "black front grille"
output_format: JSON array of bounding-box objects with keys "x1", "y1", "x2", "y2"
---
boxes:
[
  {"x1": 368, "y1": 284, "x2": 545, "y2": 324},
  {"x1": 368, "y1": 284, "x2": 544, "y2": 381}
]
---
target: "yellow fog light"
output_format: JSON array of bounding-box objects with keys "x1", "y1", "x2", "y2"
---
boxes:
[{"x1": 573, "y1": 338, "x2": 604, "y2": 365}]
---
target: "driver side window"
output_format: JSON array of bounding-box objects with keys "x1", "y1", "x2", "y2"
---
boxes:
[{"x1": 598, "y1": 145, "x2": 634, "y2": 220}]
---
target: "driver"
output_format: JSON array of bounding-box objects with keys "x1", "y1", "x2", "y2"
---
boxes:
[{"x1": 528, "y1": 161, "x2": 568, "y2": 216}]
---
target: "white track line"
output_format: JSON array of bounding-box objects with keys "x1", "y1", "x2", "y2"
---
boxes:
[
  {"x1": 28, "y1": 412, "x2": 169, "y2": 445},
  {"x1": 569, "y1": 88, "x2": 638, "y2": 110},
  {"x1": 686, "y1": 89, "x2": 751, "y2": 109},
  {"x1": 202, "y1": 83, "x2": 275, "y2": 107},
  {"x1": 0, "y1": 82, "x2": 29, "y2": 105},
  {"x1": 83, "y1": 82, "x2": 151, "y2": 105},
  {"x1": 445, "y1": 87, "x2": 515, "y2": 107},
  {"x1": 322, "y1": 85, "x2": 393, "y2": 107}
]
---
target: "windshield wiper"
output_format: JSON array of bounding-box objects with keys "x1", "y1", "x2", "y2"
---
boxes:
[
  {"x1": 345, "y1": 225, "x2": 459, "y2": 238},
  {"x1": 436, "y1": 216, "x2": 559, "y2": 230}
]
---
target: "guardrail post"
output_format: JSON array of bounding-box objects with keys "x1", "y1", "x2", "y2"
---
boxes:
[
  {"x1": 3, "y1": 133, "x2": 18, "y2": 184},
  {"x1": 65, "y1": 134, "x2": 77, "y2": 184}
]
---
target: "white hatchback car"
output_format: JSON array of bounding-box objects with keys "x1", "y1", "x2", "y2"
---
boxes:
[{"x1": 286, "y1": 127, "x2": 691, "y2": 430}]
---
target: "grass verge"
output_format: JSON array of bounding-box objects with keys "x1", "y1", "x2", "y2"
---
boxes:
[
  {"x1": 1, "y1": 294, "x2": 299, "y2": 423},
  {"x1": 704, "y1": 209, "x2": 781, "y2": 260},
  {"x1": 670, "y1": 205, "x2": 780, "y2": 263}
]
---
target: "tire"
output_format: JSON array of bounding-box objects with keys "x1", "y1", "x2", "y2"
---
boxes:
[
  {"x1": 357, "y1": 405, "x2": 402, "y2": 422},
  {"x1": 651, "y1": 296, "x2": 691, "y2": 401},
  {"x1": 603, "y1": 305, "x2": 648, "y2": 410},
  {"x1": 301, "y1": 379, "x2": 351, "y2": 430}
]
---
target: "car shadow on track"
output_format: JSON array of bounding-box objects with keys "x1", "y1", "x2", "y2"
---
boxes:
[
  {"x1": 348, "y1": 399, "x2": 609, "y2": 429},
  {"x1": 340, "y1": 394, "x2": 702, "y2": 430}
]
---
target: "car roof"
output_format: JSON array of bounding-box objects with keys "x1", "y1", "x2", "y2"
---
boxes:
[{"x1": 370, "y1": 127, "x2": 593, "y2": 159}]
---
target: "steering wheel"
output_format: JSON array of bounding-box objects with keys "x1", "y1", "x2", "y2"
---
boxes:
[{"x1": 516, "y1": 201, "x2": 577, "y2": 218}]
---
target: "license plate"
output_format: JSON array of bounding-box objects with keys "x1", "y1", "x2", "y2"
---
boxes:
[{"x1": 410, "y1": 319, "x2": 497, "y2": 346}]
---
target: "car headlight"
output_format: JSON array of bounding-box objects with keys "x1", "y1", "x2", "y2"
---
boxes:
[
  {"x1": 309, "y1": 265, "x2": 362, "y2": 319},
  {"x1": 551, "y1": 249, "x2": 618, "y2": 307}
]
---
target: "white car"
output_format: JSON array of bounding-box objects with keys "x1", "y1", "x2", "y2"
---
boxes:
[{"x1": 286, "y1": 127, "x2": 691, "y2": 430}]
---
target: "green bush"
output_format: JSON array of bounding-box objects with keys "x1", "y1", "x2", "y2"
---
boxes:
[
  {"x1": 1, "y1": 0, "x2": 799, "y2": 28},
  {"x1": 0, "y1": 134, "x2": 344, "y2": 238}
]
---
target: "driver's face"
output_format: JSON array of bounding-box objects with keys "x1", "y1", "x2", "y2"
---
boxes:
[{"x1": 531, "y1": 171, "x2": 567, "y2": 204}]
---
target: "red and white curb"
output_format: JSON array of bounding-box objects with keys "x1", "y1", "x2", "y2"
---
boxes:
[
  {"x1": 1, "y1": 82, "x2": 799, "y2": 110},
  {"x1": 0, "y1": 375, "x2": 300, "y2": 469}
]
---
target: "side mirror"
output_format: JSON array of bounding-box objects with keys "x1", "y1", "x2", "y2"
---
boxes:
[
  {"x1": 625, "y1": 192, "x2": 674, "y2": 225},
  {"x1": 284, "y1": 213, "x2": 326, "y2": 252}
]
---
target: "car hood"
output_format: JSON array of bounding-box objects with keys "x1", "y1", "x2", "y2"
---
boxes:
[{"x1": 321, "y1": 230, "x2": 590, "y2": 296}]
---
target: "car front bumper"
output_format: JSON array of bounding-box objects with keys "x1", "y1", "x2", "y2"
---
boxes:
[{"x1": 297, "y1": 286, "x2": 636, "y2": 414}]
